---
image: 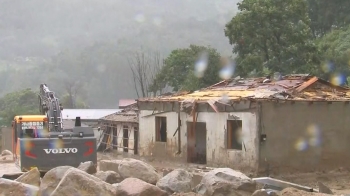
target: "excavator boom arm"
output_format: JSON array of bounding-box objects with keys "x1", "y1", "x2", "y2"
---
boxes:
[{"x1": 38, "y1": 84, "x2": 63, "y2": 132}]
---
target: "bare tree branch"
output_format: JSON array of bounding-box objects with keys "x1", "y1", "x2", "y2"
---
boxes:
[{"x1": 128, "y1": 50, "x2": 165, "y2": 98}]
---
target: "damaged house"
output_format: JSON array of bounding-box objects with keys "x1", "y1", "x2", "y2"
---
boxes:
[
  {"x1": 97, "y1": 104, "x2": 138, "y2": 155},
  {"x1": 137, "y1": 74, "x2": 350, "y2": 174}
]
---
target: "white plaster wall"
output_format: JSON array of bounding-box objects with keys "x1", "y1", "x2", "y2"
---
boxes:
[
  {"x1": 138, "y1": 110, "x2": 259, "y2": 170},
  {"x1": 197, "y1": 112, "x2": 257, "y2": 170},
  {"x1": 139, "y1": 110, "x2": 180, "y2": 157}
]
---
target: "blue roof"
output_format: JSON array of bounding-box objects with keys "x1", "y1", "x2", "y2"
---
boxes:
[{"x1": 62, "y1": 109, "x2": 121, "y2": 120}]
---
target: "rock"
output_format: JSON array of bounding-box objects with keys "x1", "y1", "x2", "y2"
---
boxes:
[
  {"x1": 194, "y1": 168, "x2": 256, "y2": 196},
  {"x1": 117, "y1": 177, "x2": 168, "y2": 196},
  {"x1": 318, "y1": 182, "x2": 333, "y2": 194},
  {"x1": 268, "y1": 192, "x2": 279, "y2": 196},
  {"x1": 280, "y1": 187, "x2": 333, "y2": 196},
  {"x1": 251, "y1": 189, "x2": 269, "y2": 196},
  {"x1": 118, "y1": 158, "x2": 161, "y2": 185},
  {"x1": 157, "y1": 169, "x2": 193, "y2": 194},
  {"x1": 1, "y1": 149, "x2": 12, "y2": 156},
  {"x1": 191, "y1": 173, "x2": 204, "y2": 188},
  {"x1": 99, "y1": 159, "x2": 122, "y2": 173},
  {"x1": 50, "y1": 167, "x2": 117, "y2": 196},
  {"x1": 39, "y1": 166, "x2": 73, "y2": 196},
  {"x1": 0, "y1": 178, "x2": 39, "y2": 196},
  {"x1": 78, "y1": 161, "x2": 97, "y2": 174},
  {"x1": 15, "y1": 167, "x2": 41, "y2": 187},
  {"x1": 112, "y1": 183, "x2": 119, "y2": 188},
  {"x1": 94, "y1": 171, "x2": 123, "y2": 184}
]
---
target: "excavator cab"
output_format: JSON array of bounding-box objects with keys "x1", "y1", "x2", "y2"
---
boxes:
[{"x1": 11, "y1": 115, "x2": 48, "y2": 170}]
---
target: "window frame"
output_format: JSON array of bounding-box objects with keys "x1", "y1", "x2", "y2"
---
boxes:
[{"x1": 227, "y1": 119, "x2": 243, "y2": 150}]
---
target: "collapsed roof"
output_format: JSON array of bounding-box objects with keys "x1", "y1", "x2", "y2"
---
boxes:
[{"x1": 138, "y1": 74, "x2": 350, "y2": 104}]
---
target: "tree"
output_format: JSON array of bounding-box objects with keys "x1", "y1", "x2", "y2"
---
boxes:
[
  {"x1": 307, "y1": 0, "x2": 350, "y2": 38},
  {"x1": 60, "y1": 93, "x2": 89, "y2": 109},
  {"x1": 49, "y1": 50, "x2": 88, "y2": 108},
  {"x1": 0, "y1": 89, "x2": 38, "y2": 126},
  {"x1": 128, "y1": 51, "x2": 165, "y2": 98},
  {"x1": 316, "y1": 26, "x2": 350, "y2": 80},
  {"x1": 155, "y1": 45, "x2": 222, "y2": 92},
  {"x1": 224, "y1": 0, "x2": 318, "y2": 76}
]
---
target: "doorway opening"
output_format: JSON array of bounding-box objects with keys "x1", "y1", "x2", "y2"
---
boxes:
[
  {"x1": 134, "y1": 126, "x2": 138, "y2": 155},
  {"x1": 187, "y1": 122, "x2": 207, "y2": 164},
  {"x1": 155, "y1": 117, "x2": 167, "y2": 142},
  {"x1": 123, "y1": 125, "x2": 129, "y2": 152}
]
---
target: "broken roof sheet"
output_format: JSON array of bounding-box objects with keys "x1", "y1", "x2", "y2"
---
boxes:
[{"x1": 138, "y1": 74, "x2": 350, "y2": 103}]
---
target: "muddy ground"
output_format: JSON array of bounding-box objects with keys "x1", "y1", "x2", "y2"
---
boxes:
[{"x1": 1, "y1": 151, "x2": 350, "y2": 195}]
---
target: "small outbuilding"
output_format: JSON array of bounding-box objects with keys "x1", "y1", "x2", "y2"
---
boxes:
[
  {"x1": 97, "y1": 104, "x2": 138, "y2": 155},
  {"x1": 137, "y1": 74, "x2": 350, "y2": 174}
]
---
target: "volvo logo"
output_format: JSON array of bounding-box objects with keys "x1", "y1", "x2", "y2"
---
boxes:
[{"x1": 43, "y1": 148, "x2": 78, "y2": 154}]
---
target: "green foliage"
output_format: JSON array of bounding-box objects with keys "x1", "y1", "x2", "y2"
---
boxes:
[
  {"x1": 316, "y1": 26, "x2": 350, "y2": 76},
  {"x1": 307, "y1": 0, "x2": 350, "y2": 37},
  {"x1": 0, "y1": 89, "x2": 38, "y2": 126},
  {"x1": 225, "y1": 0, "x2": 318, "y2": 76},
  {"x1": 155, "y1": 45, "x2": 222, "y2": 91}
]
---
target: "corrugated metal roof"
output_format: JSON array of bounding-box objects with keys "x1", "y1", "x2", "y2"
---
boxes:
[
  {"x1": 62, "y1": 109, "x2": 121, "y2": 120},
  {"x1": 138, "y1": 75, "x2": 350, "y2": 103}
]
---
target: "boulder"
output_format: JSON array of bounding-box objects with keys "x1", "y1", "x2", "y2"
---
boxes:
[
  {"x1": 191, "y1": 173, "x2": 204, "y2": 188},
  {"x1": 39, "y1": 166, "x2": 73, "y2": 196},
  {"x1": 112, "y1": 183, "x2": 119, "y2": 188},
  {"x1": 78, "y1": 161, "x2": 97, "y2": 174},
  {"x1": 1, "y1": 149, "x2": 12, "y2": 156},
  {"x1": 15, "y1": 167, "x2": 41, "y2": 187},
  {"x1": 50, "y1": 167, "x2": 117, "y2": 196},
  {"x1": 99, "y1": 159, "x2": 122, "y2": 173},
  {"x1": 117, "y1": 178, "x2": 168, "y2": 196},
  {"x1": 156, "y1": 169, "x2": 193, "y2": 194},
  {"x1": 0, "y1": 178, "x2": 39, "y2": 196},
  {"x1": 94, "y1": 171, "x2": 123, "y2": 184},
  {"x1": 251, "y1": 189, "x2": 269, "y2": 196},
  {"x1": 194, "y1": 168, "x2": 256, "y2": 196},
  {"x1": 118, "y1": 158, "x2": 161, "y2": 185}
]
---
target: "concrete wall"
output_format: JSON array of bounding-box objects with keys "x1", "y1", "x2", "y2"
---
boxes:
[
  {"x1": 138, "y1": 105, "x2": 259, "y2": 171},
  {"x1": 139, "y1": 110, "x2": 179, "y2": 159},
  {"x1": 259, "y1": 101, "x2": 350, "y2": 174}
]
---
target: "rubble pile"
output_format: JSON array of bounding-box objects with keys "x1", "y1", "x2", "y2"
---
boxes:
[{"x1": 0, "y1": 150, "x2": 341, "y2": 196}]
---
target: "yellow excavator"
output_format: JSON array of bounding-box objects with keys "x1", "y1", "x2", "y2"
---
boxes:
[{"x1": 10, "y1": 84, "x2": 97, "y2": 173}]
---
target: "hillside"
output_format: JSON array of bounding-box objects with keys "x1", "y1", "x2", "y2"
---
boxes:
[{"x1": 0, "y1": 0, "x2": 240, "y2": 108}]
